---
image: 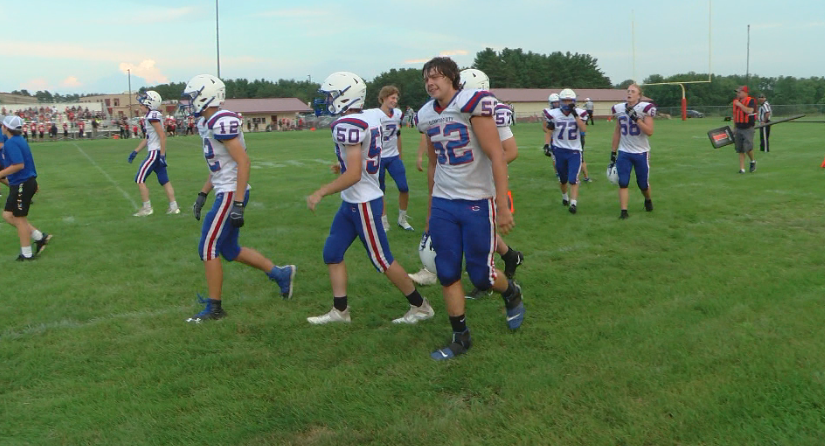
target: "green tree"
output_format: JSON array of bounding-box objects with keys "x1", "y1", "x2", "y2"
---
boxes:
[{"x1": 365, "y1": 68, "x2": 430, "y2": 109}]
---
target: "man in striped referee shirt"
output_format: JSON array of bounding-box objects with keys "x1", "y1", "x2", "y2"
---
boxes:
[{"x1": 758, "y1": 93, "x2": 771, "y2": 152}]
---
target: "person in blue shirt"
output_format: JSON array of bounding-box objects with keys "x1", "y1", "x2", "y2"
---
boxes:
[{"x1": 0, "y1": 116, "x2": 51, "y2": 261}]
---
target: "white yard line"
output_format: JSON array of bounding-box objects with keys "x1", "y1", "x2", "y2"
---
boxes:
[{"x1": 72, "y1": 142, "x2": 139, "y2": 210}]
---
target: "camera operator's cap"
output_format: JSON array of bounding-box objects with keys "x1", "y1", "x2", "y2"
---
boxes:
[
  {"x1": 2, "y1": 115, "x2": 23, "y2": 130},
  {"x1": 735, "y1": 85, "x2": 749, "y2": 93},
  {"x1": 758, "y1": 93, "x2": 766, "y2": 98}
]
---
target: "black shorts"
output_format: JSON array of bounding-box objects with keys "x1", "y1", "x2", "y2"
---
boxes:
[{"x1": 6, "y1": 177, "x2": 38, "y2": 217}]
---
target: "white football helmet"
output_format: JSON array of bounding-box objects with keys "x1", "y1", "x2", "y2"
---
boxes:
[
  {"x1": 181, "y1": 74, "x2": 226, "y2": 117},
  {"x1": 606, "y1": 162, "x2": 619, "y2": 185},
  {"x1": 137, "y1": 91, "x2": 162, "y2": 110},
  {"x1": 418, "y1": 234, "x2": 437, "y2": 274},
  {"x1": 317, "y1": 72, "x2": 366, "y2": 116},
  {"x1": 548, "y1": 93, "x2": 560, "y2": 109},
  {"x1": 559, "y1": 88, "x2": 577, "y2": 112},
  {"x1": 460, "y1": 68, "x2": 490, "y2": 90}
]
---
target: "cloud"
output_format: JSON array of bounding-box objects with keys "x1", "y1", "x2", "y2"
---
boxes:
[
  {"x1": 752, "y1": 23, "x2": 783, "y2": 30},
  {"x1": 20, "y1": 78, "x2": 50, "y2": 91},
  {"x1": 159, "y1": 6, "x2": 197, "y2": 21},
  {"x1": 439, "y1": 50, "x2": 469, "y2": 57},
  {"x1": 405, "y1": 49, "x2": 470, "y2": 64},
  {"x1": 119, "y1": 60, "x2": 169, "y2": 84},
  {"x1": 801, "y1": 21, "x2": 825, "y2": 28},
  {"x1": 61, "y1": 76, "x2": 82, "y2": 88},
  {"x1": 260, "y1": 8, "x2": 329, "y2": 18}
]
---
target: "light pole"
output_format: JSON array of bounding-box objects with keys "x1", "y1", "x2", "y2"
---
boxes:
[
  {"x1": 127, "y1": 68, "x2": 133, "y2": 119},
  {"x1": 307, "y1": 75, "x2": 311, "y2": 83},
  {"x1": 216, "y1": 0, "x2": 221, "y2": 78},
  {"x1": 745, "y1": 24, "x2": 750, "y2": 85}
]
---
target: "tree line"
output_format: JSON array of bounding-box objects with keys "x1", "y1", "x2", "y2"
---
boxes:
[
  {"x1": 616, "y1": 73, "x2": 825, "y2": 108},
  {"x1": 6, "y1": 47, "x2": 823, "y2": 110}
]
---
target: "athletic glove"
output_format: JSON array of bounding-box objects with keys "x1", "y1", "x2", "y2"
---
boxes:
[
  {"x1": 229, "y1": 201, "x2": 245, "y2": 228},
  {"x1": 544, "y1": 144, "x2": 553, "y2": 157},
  {"x1": 610, "y1": 152, "x2": 617, "y2": 163},
  {"x1": 193, "y1": 192, "x2": 208, "y2": 221},
  {"x1": 159, "y1": 155, "x2": 168, "y2": 167},
  {"x1": 128, "y1": 151, "x2": 137, "y2": 163},
  {"x1": 627, "y1": 106, "x2": 639, "y2": 122}
]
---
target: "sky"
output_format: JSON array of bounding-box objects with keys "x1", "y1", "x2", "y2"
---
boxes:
[{"x1": 2, "y1": 0, "x2": 823, "y2": 96}]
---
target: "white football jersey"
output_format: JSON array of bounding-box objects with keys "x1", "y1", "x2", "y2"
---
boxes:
[
  {"x1": 378, "y1": 107, "x2": 403, "y2": 158},
  {"x1": 331, "y1": 109, "x2": 384, "y2": 204},
  {"x1": 495, "y1": 102, "x2": 514, "y2": 141},
  {"x1": 612, "y1": 101, "x2": 656, "y2": 154},
  {"x1": 144, "y1": 110, "x2": 163, "y2": 151},
  {"x1": 416, "y1": 89, "x2": 497, "y2": 201},
  {"x1": 546, "y1": 107, "x2": 587, "y2": 151},
  {"x1": 197, "y1": 110, "x2": 250, "y2": 194}
]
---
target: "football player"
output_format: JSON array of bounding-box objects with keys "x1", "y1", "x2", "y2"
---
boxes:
[
  {"x1": 461, "y1": 69, "x2": 525, "y2": 298},
  {"x1": 410, "y1": 70, "x2": 525, "y2": 291},
  {"x1": 306, "y1": 72, "x2": 434, "y2": 326},
  {"x1": 127, "y1": 91, "x2": 180, "y2": 217},
  {"x1": 417, "y1": 57, "x2": 524, "y2": 361},
  {"x1": 374, "y1": 85, "x2": 414, "y2": 232},
  {"x1": 546, "y1": 88, "x2": 587, "y2": 214},
  {"x1": 0, "y1": 116, "x2": 52, "y2": 260},
  {"x1": 181, "y1": 74, "x2": 296, "y2": 323},
  {"x1": 610, "y1": 83, "x2": 655, "y2": 219}
]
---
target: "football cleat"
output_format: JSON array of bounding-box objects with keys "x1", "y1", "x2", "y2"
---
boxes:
[
  {"x1": 465, "y1": 287, "x2": 493, "y2": 300},
  {"x1": 392, "y1": 299, "x2": 435, "y2": 324},
  {"x1": 644, "y1": 200, "x2": 654, "y2": 212},
  {"x1": 620, "y1": 210, "x2": 629, "y2": 219},
  {"x1": 16, "y1": 254, "x2": 36, "y2": 262},
  {"x1": 307, "y1": 307, "x2": 351, "y2": 325},
  {"x1": 133, "y1": 207, "x2": 153, "y2": 217},
  {"x1": 186, "y1": 295, "x2": 226, "y2": 323},
  {"x1": 409, "y1": 268, "x2": 438, "y2": 286},
  {"x1": 268, "y1": 265, "x2": 296, "y2": 299},
  {"x1": 750, "y1": 161, "x2": 757, "y2": 173},
  {"x1": 166, "y1": 205, "x2": 181, "y2": 215},
  {"x1": 504, "y1": 283, "x2": 524, "y2": 330},
  {"x1": 569, "y1": 204, "x2": 577, "y2": 214},
  {"x1": 397, "y1": 215, "x2": 414, "y2": 231},
  {"x1": 562, "y1": 198, "x2": 569, "y2": 207},
  {"x1": 431, "y1": 329, "x2": 472, "y2": 361},
  {"x1": 35, "y1": 233, "x2": 52, "y2": 254}
]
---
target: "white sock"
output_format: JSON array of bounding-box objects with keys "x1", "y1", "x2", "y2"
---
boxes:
[
  {"x1": 170, "y1": 201, "x2": 178, "y2": 208},
  {"x1": 571, "y1": 199, "x2": 578, "y2": 206},
  {"x1": 21, "y1": 246, "x2": 33, "y2": 257},
  {"x1": 31, "y1": 229, "x2": 43, "y2": 241},
  {"x1": 143, "y1": 201, "x2": 151, "y2": 209},
  {"x1": 399, "y1": 209, "x2": 407, "y2": 218},
  {"x1": 562, "y1": 193, "x2": 569, "y2": 201}
]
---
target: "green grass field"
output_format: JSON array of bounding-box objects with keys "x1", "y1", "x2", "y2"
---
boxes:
[{"x1": 2, "y1": 118, "x2": 825, "y2": 445}]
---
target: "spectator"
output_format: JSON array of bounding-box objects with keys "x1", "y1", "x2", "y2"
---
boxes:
[
  {"x1": 758, "y1": 93, "x2": 771, "y2": 152},
  {"x1": 732, "y1": 86, "x2": 756, "y2": 173},
  {"x1": 92, "y1": 118, "x2": 99, "y2": 138}
]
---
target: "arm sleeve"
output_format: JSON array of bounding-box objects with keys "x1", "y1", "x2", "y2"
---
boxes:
[
  {"x1": 332, "y1": 119, "x2": 368, "y2": 145},
  {"x1": 211, "y1": 116, "x2": 242, "y2": 141}
]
